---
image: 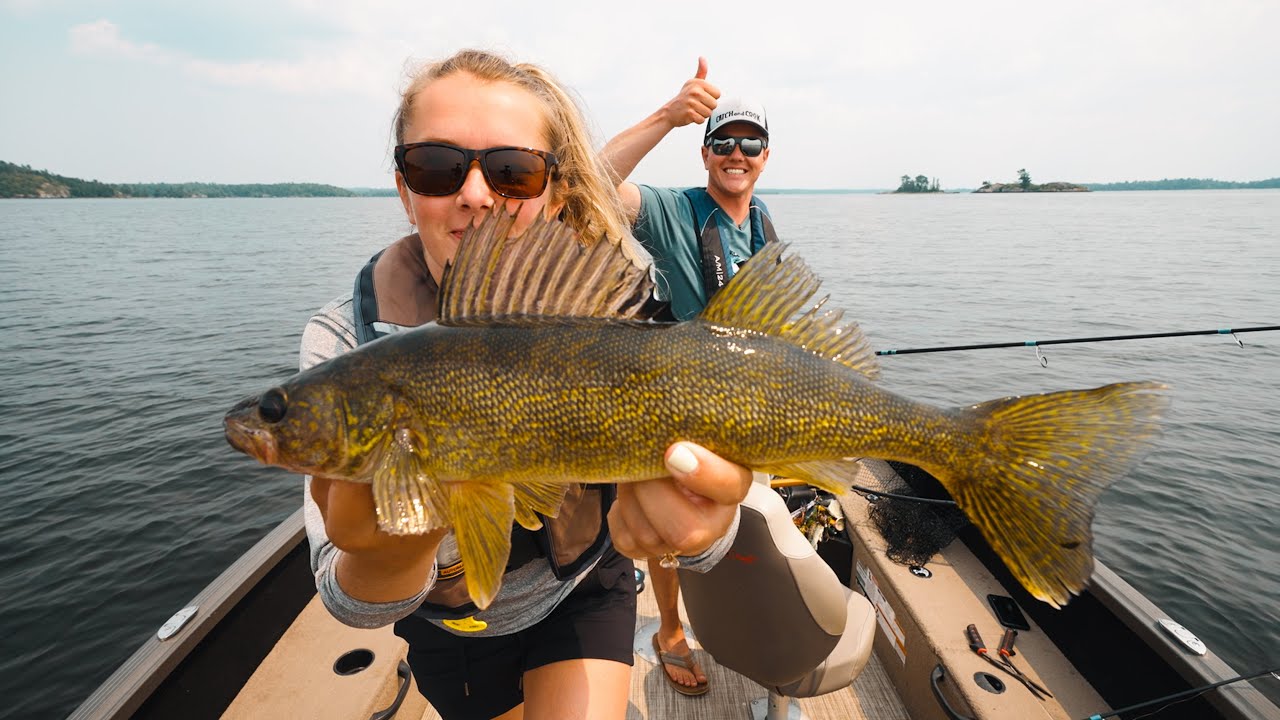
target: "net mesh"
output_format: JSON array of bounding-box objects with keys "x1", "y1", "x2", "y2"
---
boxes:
[{"x1": 856, "y1": 461, "x2": 969, "y2": 567}]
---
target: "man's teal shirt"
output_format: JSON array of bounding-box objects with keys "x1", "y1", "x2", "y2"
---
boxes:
[{"x1": 634, "y1": 185, "x2": 767, "y2": 321}]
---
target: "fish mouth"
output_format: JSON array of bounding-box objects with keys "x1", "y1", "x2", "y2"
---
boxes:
[{"x1": 224, "y1": 397, "x2": 279, "y2": 465}]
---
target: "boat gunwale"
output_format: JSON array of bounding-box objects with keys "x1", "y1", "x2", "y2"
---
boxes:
[
  {"x1": 67, "y1": 509, "x2": 307, "y2": 720},
  {"x1": 1088, "y1": 562, "x2": 1280, "y2": 719}
]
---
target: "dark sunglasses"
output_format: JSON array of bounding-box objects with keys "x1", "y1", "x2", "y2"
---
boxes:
[
  {"x1": 393, "y1": 142, "x2": 559, "y2": 199},
  {"x1": 705, "y1": 136, "x2": 768, "y2": 157}
]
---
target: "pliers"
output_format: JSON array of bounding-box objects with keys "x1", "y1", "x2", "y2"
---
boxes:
[
  {"x1": 996, "y1": 629, "x2": 1054, "y2": 699},
  {"x1": 966, "y1": 624, "x2": 1054, "y2": 700}
]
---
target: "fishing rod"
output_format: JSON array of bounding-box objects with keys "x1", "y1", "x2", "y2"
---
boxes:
[
  {"x1": 783, "y1": 325, "x2": 1280, "y2": 503},
  {"x1": 876, "y1": 325, "x2": 1280, "y2": 359},
  {"x1": 1080, "y1": 665, "x2": 1280, "y2": 720}
]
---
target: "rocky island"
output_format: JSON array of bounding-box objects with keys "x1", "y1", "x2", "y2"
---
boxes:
[{"x1": 974, "y1": 169, "x2": 1089, "y2": 193}]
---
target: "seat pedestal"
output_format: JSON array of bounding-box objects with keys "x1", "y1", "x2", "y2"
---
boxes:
[{"x1": 751, "y1": 691, "x2": 805, "y2": 720}]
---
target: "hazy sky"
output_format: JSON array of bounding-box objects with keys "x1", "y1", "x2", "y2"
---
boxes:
[{"x1": 2, "y1": 0, "x2": 1277, "y2": 189}]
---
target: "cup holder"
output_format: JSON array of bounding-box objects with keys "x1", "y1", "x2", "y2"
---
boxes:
[
  {"x1": 974, "y1": 671, "x2": 1006, "y2": 694},
  {"x1": 333, "y1": 649, "x2": 375, "y2": 676}
]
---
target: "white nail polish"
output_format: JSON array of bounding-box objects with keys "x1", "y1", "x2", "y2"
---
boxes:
[{"x1": 667, "y1": 444, "x2": 698, "y2": 475}]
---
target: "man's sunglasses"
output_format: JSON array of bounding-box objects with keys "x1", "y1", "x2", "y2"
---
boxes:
[
  {"x1": 705, "y1": 136, "x2": 768, "y2": 157},
  {"x1": 393, "y1": 142, "x2": 559, "y2": 199}
]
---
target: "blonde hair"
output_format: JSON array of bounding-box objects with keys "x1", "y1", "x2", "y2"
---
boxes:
[{"x1": 393, "y1": 49, "x2": 629, "y2": 245}]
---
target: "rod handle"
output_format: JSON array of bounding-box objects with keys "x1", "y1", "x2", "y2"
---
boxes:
[{"x1": 966, "y1": 624, "x2": 987, "y2": 654}]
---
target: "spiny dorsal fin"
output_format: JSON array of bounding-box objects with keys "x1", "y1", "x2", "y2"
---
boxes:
[
  {"x1": 439, "y1": 210, "x2": 656, "y2": 326},
  {"x1": 698, "y1": 242, "x2": 879, "y2": 379}
]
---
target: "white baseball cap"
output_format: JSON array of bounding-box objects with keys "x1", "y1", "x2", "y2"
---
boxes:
[{"x1": 704, "y1": 97, "x2": 768, "y2": 138}]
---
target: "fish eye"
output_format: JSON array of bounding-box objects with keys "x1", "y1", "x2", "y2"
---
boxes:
[{"x1": 259, "y1": 388, "x2": 288, "y2": 423}]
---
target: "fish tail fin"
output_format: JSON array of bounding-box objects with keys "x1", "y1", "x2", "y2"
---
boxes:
[{"x1": 939, "y1": 381, "x2": 1170, "y2": 607}]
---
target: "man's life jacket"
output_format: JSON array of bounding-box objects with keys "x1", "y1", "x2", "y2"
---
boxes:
[
  {"x1": 353, "y1": 248, "x2": 614, "y2": 619},
  {"x1": 682, "y1": 187, "x2": 779, "y2": 300}
]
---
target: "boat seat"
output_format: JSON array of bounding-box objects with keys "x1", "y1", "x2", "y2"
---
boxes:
[{"x1": 679, "y1": 482, "x2": 876, "y2": 718}]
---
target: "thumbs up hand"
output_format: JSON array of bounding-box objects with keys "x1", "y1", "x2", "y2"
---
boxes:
[{"x1": 661, "y1": 56, "x2": 721, "y2": 129}]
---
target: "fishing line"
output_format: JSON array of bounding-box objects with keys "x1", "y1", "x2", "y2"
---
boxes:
[
  {"x1": 876, "y1": 325, "x2": 1280, "y2": 357},
  {"x1": 1080, "y1": 665, "x2": 1280, "y2": 720}
]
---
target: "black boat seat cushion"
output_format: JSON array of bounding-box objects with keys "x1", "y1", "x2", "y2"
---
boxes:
[{"x1": 679, "y1": 481, "x2": 876, "y2": 695}]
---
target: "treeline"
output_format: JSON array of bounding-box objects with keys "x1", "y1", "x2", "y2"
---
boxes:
[
  {"x1": 1, "y1": 160, "x2": 363, "y2": 198},
  {"x1": 1086, "y1": 177, "x2": 1280, "y2": 191},
  {"x1": 347, "y1": 187, "x2": 399, "y2": 197},
  {"x1": 1, "y1": 160, "x2": 119, "y2": 197},
  {"x1": 895, "y1": 174, "x2": 942, "y2": 193},
  {"x1": 116, "y1": 182, "x2": 357, "y2": 198}
]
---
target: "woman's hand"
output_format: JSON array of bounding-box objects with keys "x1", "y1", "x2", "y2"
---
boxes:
[
  {"x1": 608, "y1": 442, "x2": 753, "y2": 561},
  {"x1": 311, "y1": 476, "x2": 446, "y2": 602}
]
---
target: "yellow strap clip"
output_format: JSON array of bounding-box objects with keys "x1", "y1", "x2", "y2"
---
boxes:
[{"x1": 442, "y1": 616, "x2": 488, "y2": 632}]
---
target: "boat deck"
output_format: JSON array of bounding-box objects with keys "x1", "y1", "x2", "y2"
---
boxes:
[
  {"x1": 625, "y1": 579, "x2": 911, "y2": 720},
  {"x1": 223, "y1": 563, "x2": 911, "y2": 720},
  {"x1": 75, "y1": 462, "x2": 1280, "y2": 720}
]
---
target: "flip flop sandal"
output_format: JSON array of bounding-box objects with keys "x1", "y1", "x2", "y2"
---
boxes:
[{"x1": 652, "y1": 634, "x2": 710, "y2": 696}]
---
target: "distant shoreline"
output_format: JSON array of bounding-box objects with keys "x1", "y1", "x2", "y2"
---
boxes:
[
  {"x1": 0, "y1": 160, "x2": 400, "y2": 199},
  {"x1": 3, "y1": 160, "x2": 1278, "y2": 198}
]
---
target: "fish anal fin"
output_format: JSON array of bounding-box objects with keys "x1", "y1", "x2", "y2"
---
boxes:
[
  {"x1": 511, "y1": 481, "x2": 569, "y2": 531},
  {"x1": 697, "y1": 243, "x2": 879, "y2": 379},
  {"x1": 372, "y1": 430, "x2": 449, "y2": 535},
  {"x1": 450, "y1": 482, "x2": 516, "y2": 610},
  {"x1": 514, "y1": 505, "x2": 543, "y2": 531},
  {"x1": 759, "y1": 459, "x2": 864, "y2": 497}
]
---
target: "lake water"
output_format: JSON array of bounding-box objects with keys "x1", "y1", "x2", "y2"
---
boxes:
[{"x1": 1, "y1": 192, "x2": 1277, "y2": 715}]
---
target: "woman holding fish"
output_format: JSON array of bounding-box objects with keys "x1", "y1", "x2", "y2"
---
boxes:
[
  {"x1": 230, "y1": 44, "x2": 1171, "y2": 720},
  {"x1": 298, "y1": 49, "x2": 752, "y2": 720}
]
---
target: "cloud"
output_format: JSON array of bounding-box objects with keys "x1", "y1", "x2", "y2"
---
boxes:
[
  {"x1": 31, "y1": 1, "x2": 1280, "y2": 186},
  {"x1": 69, "y1": 19, "x2": 171, "y2": 62},
  {"x1": 66, "y1": 18, "x2": 393, "y2": 97}
]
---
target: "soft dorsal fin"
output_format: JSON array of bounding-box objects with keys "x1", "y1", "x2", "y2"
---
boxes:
[
  {"x1": 697, "y1": 242, "x2": 879, "y2": 379},
  {"x1": 438, "y1": 210, "x2": 656, "y2": 326}
]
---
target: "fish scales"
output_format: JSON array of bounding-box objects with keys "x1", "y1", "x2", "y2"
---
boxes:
[{"x1": 321, "y1": 319, "x2": 958, "y2": 486}]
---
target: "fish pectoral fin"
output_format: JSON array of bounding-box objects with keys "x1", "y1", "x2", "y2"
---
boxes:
[
  {"x1": 511, "y1": 481, "x2": 570, "y2": 531},
  {"x1": 371, "y1": 431, "x2": 449, "y2": 535},
  {"x1": 759, "y1": 459, "x2": 864, "y2": 497},
  {"x1": 450, "y1": 482, "x2": 516, "y2": 610}
]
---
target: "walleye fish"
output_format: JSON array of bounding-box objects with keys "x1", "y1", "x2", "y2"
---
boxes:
[{"x1": 225, "y1": 212, "x2": 1168, "y2": 610}]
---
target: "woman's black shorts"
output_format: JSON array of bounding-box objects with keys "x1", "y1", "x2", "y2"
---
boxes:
[{"x1": 394, "y1": 547, "x2": 637, "y2": 720}]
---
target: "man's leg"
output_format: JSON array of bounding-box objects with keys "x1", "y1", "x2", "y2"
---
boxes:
[{"x1": 648, "y1": 560, "x2": 708, "y2": 689}]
